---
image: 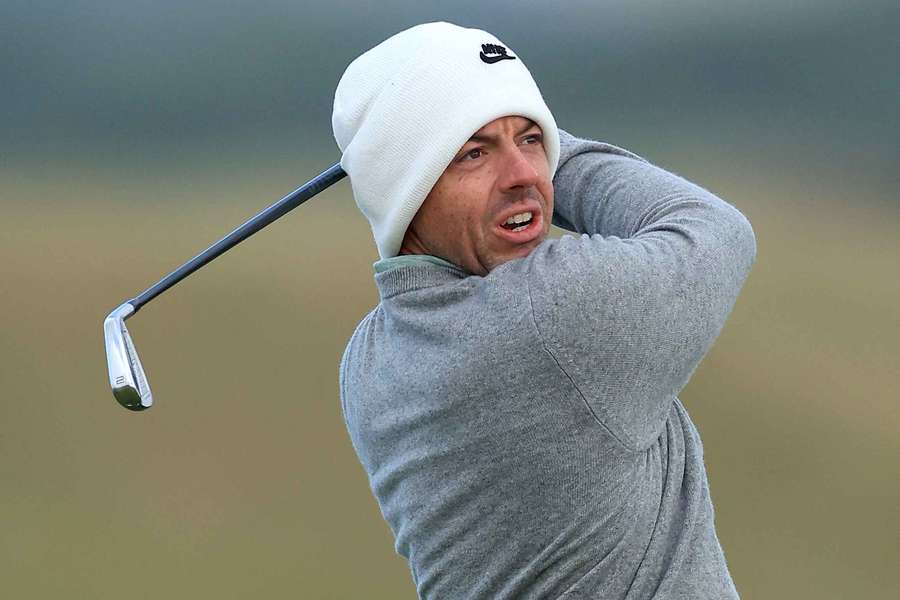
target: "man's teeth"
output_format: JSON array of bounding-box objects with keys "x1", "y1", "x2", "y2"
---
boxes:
[
  {"x1": 503, "y1": 211, "x2": 533, "y2": 231},
  {"x1": 504, "y1": 211, "x2": 533, "y2": 225}
]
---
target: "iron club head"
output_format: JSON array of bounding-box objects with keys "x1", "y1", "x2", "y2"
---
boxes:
[{"x1": 103, "y1": 302, "x2": 153, "y2": 411}]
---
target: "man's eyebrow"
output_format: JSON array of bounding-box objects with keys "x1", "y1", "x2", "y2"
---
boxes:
[{"x1": 467, "y1": 119, "x2": 538, "y2": 144}]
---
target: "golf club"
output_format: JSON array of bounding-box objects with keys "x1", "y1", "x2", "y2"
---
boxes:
[{"x1": 104, "y1": 162, "x2": 346, "y2": 411}]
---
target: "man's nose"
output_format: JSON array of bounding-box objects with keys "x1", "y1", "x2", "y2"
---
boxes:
[{"x1": 497, "y1": 146, "x2": 540, "y2": 192}]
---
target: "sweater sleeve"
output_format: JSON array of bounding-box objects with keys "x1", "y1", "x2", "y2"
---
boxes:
[{"x1": 527, "y1": 130, "x2": 757, "y2": 451}]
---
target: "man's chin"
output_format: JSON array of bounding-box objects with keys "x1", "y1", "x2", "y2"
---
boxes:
[{"x1": 486, "y1": 236, "x2": 546, "y2": 271}]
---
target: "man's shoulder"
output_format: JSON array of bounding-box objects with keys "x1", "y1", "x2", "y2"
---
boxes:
[
  {"x1": 345, "y1": 305, "x2": 380, "y2": 346},
  {"x1": 340, "y1": 306, "x2": 380, "y2": 368}
]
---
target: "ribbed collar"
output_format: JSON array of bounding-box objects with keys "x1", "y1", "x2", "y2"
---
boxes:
[
  {"x1": 374, "y1": 255, "x2": 472, "y2": 299},
  {"x1": 373, "y1": 254, "x2": 460, "y2": 273}
]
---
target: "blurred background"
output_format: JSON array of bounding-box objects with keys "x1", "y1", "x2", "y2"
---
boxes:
[{"x1": 2, "y1": 0, "x2": 898, "y2": 598}]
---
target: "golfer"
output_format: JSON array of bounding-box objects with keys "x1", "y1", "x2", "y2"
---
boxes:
[{"x1": 335, "y1": 22, "x2": 756, "y2": 599}]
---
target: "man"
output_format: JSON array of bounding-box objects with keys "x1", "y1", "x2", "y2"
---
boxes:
[{"x1": 334, "y1": 22, "x2": 756, "y2": 599}]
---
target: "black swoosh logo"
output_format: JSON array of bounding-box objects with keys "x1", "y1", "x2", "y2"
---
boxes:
[{"x1": 480, "y1": 51, "x2": 516, "y2": 64}]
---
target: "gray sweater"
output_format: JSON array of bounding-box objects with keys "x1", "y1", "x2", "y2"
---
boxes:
[{"x1": 339, "y1": 130, "x2": 756, "y2": 599}]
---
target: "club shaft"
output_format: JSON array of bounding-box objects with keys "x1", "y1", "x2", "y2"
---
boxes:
[{"x1": 130, "y1": 163, "x2": 346, "y2": 312}]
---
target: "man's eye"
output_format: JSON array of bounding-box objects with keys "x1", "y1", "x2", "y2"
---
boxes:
[
  {"x1": 523, "y1": 133, "x2": 543, "y2": 145},
  {"x1": 460, "y1": 148, "x2": 482, "y2": 161}
]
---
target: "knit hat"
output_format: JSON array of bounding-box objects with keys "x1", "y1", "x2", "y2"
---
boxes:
[{"x1": 332, "y1": 22, "x2": 560, "y2": 259}]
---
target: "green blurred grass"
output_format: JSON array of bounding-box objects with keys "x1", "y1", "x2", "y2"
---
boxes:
[{"x1": 1, "y1": 158, "x2": 897, "y2": 598}]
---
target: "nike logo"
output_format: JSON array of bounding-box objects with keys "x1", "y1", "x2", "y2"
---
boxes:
[{"x1": 479, "y1": 43, "x2": 516, "y2": 64}]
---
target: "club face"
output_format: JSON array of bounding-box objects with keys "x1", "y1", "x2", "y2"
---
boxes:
[{"x1": 104, "y1": 303, "x2": 153, "y2": 411}]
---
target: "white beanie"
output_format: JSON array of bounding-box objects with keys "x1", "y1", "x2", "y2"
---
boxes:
[{"x1": 332, "y1": 21, "x2": 560, "y2": 259}]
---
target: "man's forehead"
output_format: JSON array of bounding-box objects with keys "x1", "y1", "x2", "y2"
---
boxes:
[{"x1": 466, "y1": 116, "x2": 539, "y2": 143}]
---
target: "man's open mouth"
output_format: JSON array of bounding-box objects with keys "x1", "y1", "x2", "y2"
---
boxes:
[
  {"x1": 501, "y1": 211, "x2": 534, "y2": 232},
  {"x1": 495, "y1": 208, "x2": 543, "y2": 244}
]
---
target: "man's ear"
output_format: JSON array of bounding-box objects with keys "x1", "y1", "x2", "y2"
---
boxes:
[
  {"x1": 402, "y1": 223, "x2": 433, "y2": 255},
  {"x1": 398, "y1": 225, "x2": 421, "y2": 256}
]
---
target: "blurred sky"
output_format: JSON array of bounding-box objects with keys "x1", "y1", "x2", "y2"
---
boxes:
[{"x1": 2, "y1": 0, "x2": 898, "y2": 197}]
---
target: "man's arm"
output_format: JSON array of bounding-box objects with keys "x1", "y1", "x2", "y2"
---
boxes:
[{"x1": 526, "y1": 130, "x2": 757, "y2": 451}]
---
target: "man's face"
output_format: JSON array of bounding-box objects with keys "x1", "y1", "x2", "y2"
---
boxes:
[{"x1": 398, "y1": 116, "x2": 554, "y2": 276}]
